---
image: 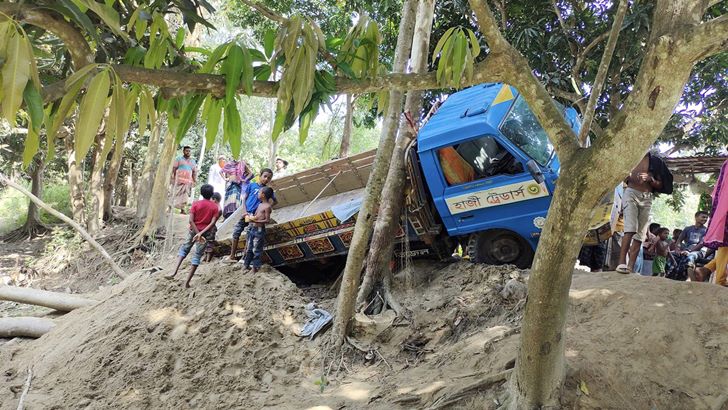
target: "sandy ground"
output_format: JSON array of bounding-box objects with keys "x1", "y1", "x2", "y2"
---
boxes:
[{"x1": 1, "y1": 254, "x2": 727, "y2": 409}]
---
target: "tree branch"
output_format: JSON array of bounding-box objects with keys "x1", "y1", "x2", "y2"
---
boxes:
[
  {"x1": 682, "y1": 14, "x2": 728, "y2": 62},
  {"x1": 468, "y1": 0, "x2": 580, "y2": 160},
  {"x1": 41, "y1": 53, "x2": 511, "y2": 102},
  {"x1": 578, "y1": 0, "x2": 628, "y2": 146},
  {"x1": 0, "y1": 3, "x2": 93, "y2": 69},
  {"x1": 239, "y1": 0, "x2": 287, "y2": 23}
]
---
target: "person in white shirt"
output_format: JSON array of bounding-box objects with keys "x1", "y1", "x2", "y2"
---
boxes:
[
  {"x1": 273, "y1": 157, "x2": 289, "y2": 179},
  {"x1": 207, "y1": 155, "x2": 227, "y2": 205}
]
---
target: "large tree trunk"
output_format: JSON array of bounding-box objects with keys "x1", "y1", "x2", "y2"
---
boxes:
[
  {"x1": 65, "y1": 134, "x2": 85, "y2": 223},
  {"x1": 138, "y1": 129, "x2": 176, "y2": 239},
  {"x1": 357, "y1": 0, "x2": 436, "y2": 307},
  {"x1": 510, "y1": 0, "x2": 709, "y2": 406},
  {"x1": 331, "y1": 0, "x2": 418, "y2": 350},
  {"x1": 87, "y1": 133, "x2": 106, "y2": 234},
  {"x1": 339, "y1": 93, "x2": 353, "y2": 158},
  {"x1": 103, "y1": 134, "x2": 126, "y2": 221},
  {"x1": 0, "y1": 286, "x2": 96, "y2": 311},
  {"x1": 136, "y1": 121, "x2": 161, "y2": 219}
]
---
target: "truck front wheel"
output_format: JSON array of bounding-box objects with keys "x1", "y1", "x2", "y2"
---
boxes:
[{"x1": 466, "y1": 230, "x2": 534, "y2": 268}]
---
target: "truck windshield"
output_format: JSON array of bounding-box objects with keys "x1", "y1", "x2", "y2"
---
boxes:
[{"x1": 499, "y1": 96, "x2": 554, "y2": 165}]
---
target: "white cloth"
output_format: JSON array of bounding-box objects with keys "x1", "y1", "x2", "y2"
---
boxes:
[{"x1": 207, "y1": 164, "x2": 226, "y2": 200}]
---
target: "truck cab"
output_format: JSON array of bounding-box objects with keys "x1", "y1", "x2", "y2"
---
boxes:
[{"x1": 415, "y1": 83, "x2": 581, "y2": 267}]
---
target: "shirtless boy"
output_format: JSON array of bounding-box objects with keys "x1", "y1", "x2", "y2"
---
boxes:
[{"x1": 617, "y1": 153, "x2": 663, "y2": 273}]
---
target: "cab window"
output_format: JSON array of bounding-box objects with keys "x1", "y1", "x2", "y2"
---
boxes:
[
  {"x1": 499, "y1": 96, "x2": 554, "y2": 165},
  {"x1": 437, "y1": 136, "x2": 523, "y2": 186}
]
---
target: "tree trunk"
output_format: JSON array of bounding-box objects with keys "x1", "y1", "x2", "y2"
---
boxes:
[
  {"x1": 103, "y1": 134, "x2": 126, "y2": 221},
  {"x1": 138, "y1": 129, "x2": 176, "y2": 239},
  {"x1": 136, "y1": 121, "x2": 162, "y2": 219},
  {"x1": 117, "y1": 157, "x2": 128, "y2": 207},
  {"x1": 509, "y1": 162, "x2": 601, "y2": 408},
  {"x1": 0, "y1": 317, "x2": 55, "y2": 338},
  {"x1": 331, "y1": 0, "x2": 418, "y2": 350},
  {"x1": 87, "y1": 133, "x2": 106, "y2": 235},
  {"x1": 65, "y1": 134, "x2": 85, "y2": 223},
  {"x1": 339, "y1": 93, "x2": 353, "y2": 158},
  {"x1": 0, "y1": 173, "x2": 127, "y2": 279},
  {"x1": 510, "y1": 1, "x2": 709, "y2": 406},
  {"x1": 0, "y1": 286, "x2": 96, "y2": 311},
  {"x1": 357, "y1": 0, "x2": 436, "y2": 307}
]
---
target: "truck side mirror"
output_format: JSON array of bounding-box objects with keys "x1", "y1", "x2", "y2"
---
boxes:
[{"x1": 526, "y1": 160, "x2": 545, "y2": 184}]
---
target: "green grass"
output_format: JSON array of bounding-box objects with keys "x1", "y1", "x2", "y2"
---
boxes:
[{"x1": 0, "y1": 182, "x2": 72, "y2": 235}]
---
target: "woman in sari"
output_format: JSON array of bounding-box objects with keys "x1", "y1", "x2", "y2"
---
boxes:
[{"x1": 222, "y1": 159, "x2": 254, "y2": 219}]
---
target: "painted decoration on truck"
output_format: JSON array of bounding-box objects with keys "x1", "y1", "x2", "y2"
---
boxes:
[
  {"x1": 339, "y1": 230, "x2": 354, "y2": 248},
  {"x1": 307, "y1": 237, "x2": 336, "y2": 254},
  {"x1": 446, "y1": 181, "x2": 549, "y2": 214},
  {"x1": 280, "y1": 244, "x2": 305, "y2": 260}
]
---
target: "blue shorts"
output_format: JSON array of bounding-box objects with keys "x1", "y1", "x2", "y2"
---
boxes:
[{"x1": 178, "y1": 230, "x2": 214, "y2": 266}]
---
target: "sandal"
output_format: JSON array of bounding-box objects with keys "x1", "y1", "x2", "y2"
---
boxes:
[
  {"x1": 221, "y1": 256, "x2": 238, "y2": 263},
  {"x1": 616, "y1": 264, "x2": 630, "y2": 274}
]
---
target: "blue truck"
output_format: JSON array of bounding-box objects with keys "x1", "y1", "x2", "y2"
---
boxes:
[{"x1": 218, "y1": 83, "x2": 611, "y2": 269}]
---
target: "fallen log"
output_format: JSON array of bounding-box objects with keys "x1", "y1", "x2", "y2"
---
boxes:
[
  {"x1": 0, "y1": 286, "x2": 97, "y2": 312},
  {"x1": 0, "y1": 317, "x2": 55, "y2": 338}
]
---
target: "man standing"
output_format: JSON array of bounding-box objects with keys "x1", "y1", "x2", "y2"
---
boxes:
[
  {"x1": 207, "y1": 155, "x2": 227, "y2": 205},
  {"x1": 616, "y1": 153, "x2": 669, "y2": 273},
  {"x1": 171, "y1": 146, "x2": 197, "y2": 214}
]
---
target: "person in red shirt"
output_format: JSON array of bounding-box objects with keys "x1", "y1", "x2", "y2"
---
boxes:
[{"x1": 166, "y1": 184, "x2": 220, "y2": 287}]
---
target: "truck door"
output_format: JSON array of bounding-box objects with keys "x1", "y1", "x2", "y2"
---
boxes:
[{"x1": 435, "y1": 134, "x2": 552, "y2": 237}]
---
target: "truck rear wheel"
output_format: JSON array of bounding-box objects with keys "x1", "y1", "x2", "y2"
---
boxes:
[{"x1": 466, "y1": 230, "x2": 534, "y2": 268}]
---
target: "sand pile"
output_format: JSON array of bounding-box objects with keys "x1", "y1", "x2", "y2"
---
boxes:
[
  {"x1": 0, "y1": 263, "x2": 329, "y2": 409},
  {"x1": 1, "y1": 260, "x2": 728, "y2": 409}
]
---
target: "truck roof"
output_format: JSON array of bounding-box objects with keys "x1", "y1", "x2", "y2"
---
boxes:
[{"x1": 417, "y1": 83, "x2": 518, "y2": 152}]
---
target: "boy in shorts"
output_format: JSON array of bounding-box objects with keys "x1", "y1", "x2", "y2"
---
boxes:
[
  {"x1": 242, "y1": 187, "x2": 274, "y2": 273},
  {"x1": 166, "y1": 184, "x2": 220, "y2": 287}
]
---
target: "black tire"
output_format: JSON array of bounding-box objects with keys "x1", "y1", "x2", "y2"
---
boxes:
[{"x1": 466, "y1": 230, "x2": 534, "y2": 268}]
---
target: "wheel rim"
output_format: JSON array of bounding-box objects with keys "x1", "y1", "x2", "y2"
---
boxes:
[{"x1": 488, "y1": 235, "x2": 521, "y2": 264}]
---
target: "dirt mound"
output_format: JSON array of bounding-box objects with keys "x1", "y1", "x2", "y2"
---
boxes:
[
  {"x1": 1, "y1": 261, "x2": 727, "y2": 409},
  {"x1": 0, "y1": 262, "x2": 328, "y2": 409}
]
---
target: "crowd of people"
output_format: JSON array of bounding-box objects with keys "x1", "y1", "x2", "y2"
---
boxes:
[
  {"x1": 581, "y1": 153, "x2": 727, "y2": 287},
  {"x1": 166, "y1": 147, "x2": 289, "y2": 287}
]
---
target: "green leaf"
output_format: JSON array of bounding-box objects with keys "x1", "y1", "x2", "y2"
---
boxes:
[
  {"x1": 248, "y1": 48, "x2": 266, "y2": 62},
  {"x1": 65, "y1": 63, "x2": 99, "y2": 90},
  {"x1": 203, "y1": 97, "x2": 222, "y2": 149},
  {"x1": 124, "y1": 46, "x2": 146, "y2": 66},
  {"x1": 466, "y1": 29, "x2": 480, "y2": 59},
  {"x1": 47, "y1": 79, "x2": 83, "y2": 148},
  {"x1": 111, "y1": 75, "x2": 127, "y2": 141},
  {"x1": 222, "y1": 44, "x2": 245, "y2": 102},
  {"x1": 22, "y1": 126, "x2": 39, "y2": 168},
  {"x1": 78, "y1": 0, "x2": 129, "y2": 41},
  {"x1": 241, "y1": 47, "x2": 254, "y2": 96},
  {"x1": 1, "y1": 29, "x2": 31, "y2": 126},
  {"x1": 75, "y1": 69, "x2": 111, "y2": 163},
  {"x1": 433, "y1": 27, "x2": 455, "y2": 60},
  {"x1": 452, "y1": 33, "x2": 466, "y2": 87},
  {"x1": 200, "y1": 43, "x2": 230, "y2": 74},
  {"x1": 254, "y1": 65, "x2": 272, "y2": 81},
  {"x1": 23, "y1": 33, "x2": 41, "y2": 91},
  {"x1": 223, "y1": 101, "x2": 241, "y2": 158},
  {"x1": 298, "y1": 102, "x2": 319, "y2": 144},
  {"x1": 23, "y1": 82, "x2": 43, "y2": 132},
  {"x1": 175, "y1": 27, "x2": 186, "y2": 49},
  {"x1": 264, "y1": 28, "x2": 276, "y2": 59},
  {"x1": 43, "y1": 1, "x2": 103, "y2": 47},
  {"x1": 176, "y1": 94, "x2": 205, "y2": 142}
]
